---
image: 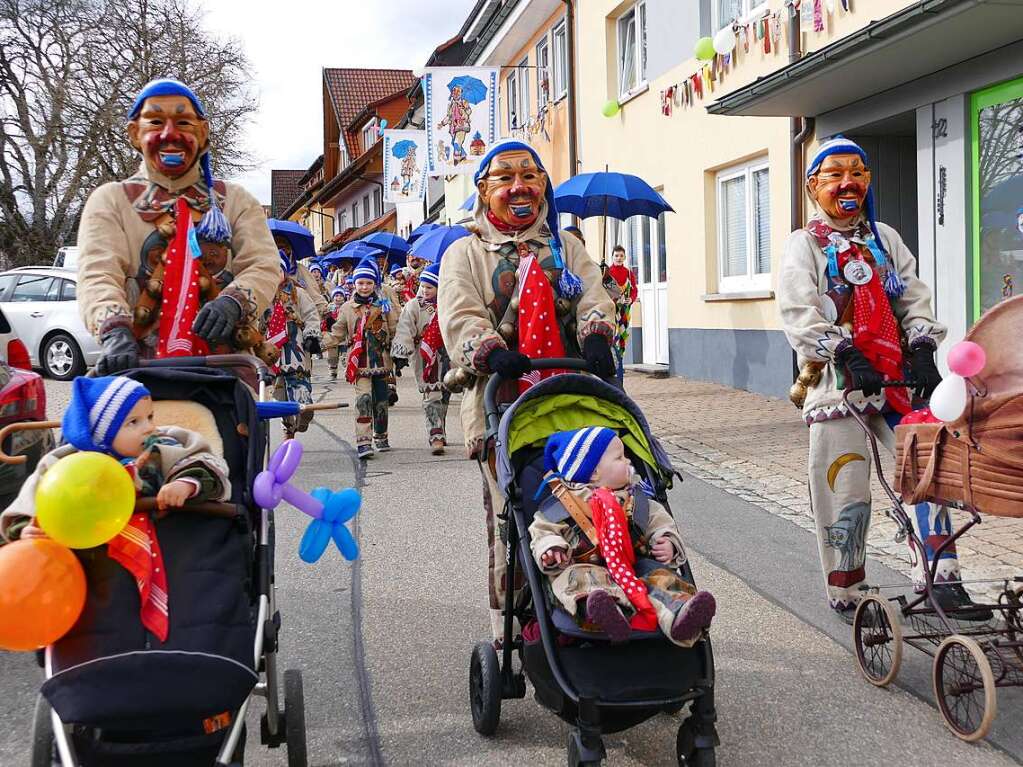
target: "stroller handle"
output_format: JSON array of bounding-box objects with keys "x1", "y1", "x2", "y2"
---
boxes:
[
  {"x1": 483, "y1": 357, "x2": 596, "y2": 438},
  {"x1": 138, "y1": 354, "x2": 271, "y2": 383}
]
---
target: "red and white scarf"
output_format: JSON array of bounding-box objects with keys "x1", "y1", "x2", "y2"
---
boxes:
[
  {"x1": 157, "y1": 197, "x2": 208, "y2": 358},
  {"x1": 346, "y1": 313, "x2": 368, "y2": 384},
  {"x1": 419, "y1": 307, "x2": 444, "y2": 382},
  {"x1": 515, "y1": 246, "x2": 565, "y2": 393}
]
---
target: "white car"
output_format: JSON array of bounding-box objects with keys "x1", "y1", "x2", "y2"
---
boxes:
[{"x1": 0, "y1": 267, "x2": 101, "y2": 380}]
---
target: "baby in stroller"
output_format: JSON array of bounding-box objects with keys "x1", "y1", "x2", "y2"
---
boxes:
[
  {"x1": 0, "y1": 375, "x2": 230, "y2": 641},
  {"x1": 530, "y1": 426, "x2": 716, "y2": 646}
]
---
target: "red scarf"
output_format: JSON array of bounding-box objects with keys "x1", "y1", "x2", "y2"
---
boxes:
[
  {"x1": 402, "y1": 275, "x2": 419, "y2": 303},
  {"x1": 840, "y1": 247, "x2": 911, "y2": 414},
  {"x1": 515, "y1": 247, "x2": 565, "y2": 393},
  {"x1": 345, "y1": 313, "x2": 367, "y2": 384},
  {"x1": 607, "y1": 264, "x2": 637, "y2": 302},
  {"x1": 589, "y1": 488, "x2": 658, "y2": 632},
  {"x1": 419, "y1": 309, "x2": 444, "y2": 382},
  {"x1": 157, "y1": 197, "x2": 208, "y2": 358},
  {"x1": 107, "y1": 465, "x2": 169, "y2": 642},
  {"x1": 486, "y1": 209, "x2": 528, "y2": 234}
]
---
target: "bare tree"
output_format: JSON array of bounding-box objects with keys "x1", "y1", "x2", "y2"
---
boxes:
[{"x1": 0, "y1": 0, "x2": 255, "y2": 267}]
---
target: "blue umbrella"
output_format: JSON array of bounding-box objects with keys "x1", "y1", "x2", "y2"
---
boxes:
[
  {"x1": 408, "y1": 222, "x2": 442, "y2": 244},
  {"x1": 334, "y1": 241, "x2": 383, "y2": 264},
  {"x1": 267, "y1": 219, "x2": 316, "y2": 261},
  {"x1": 408, "y1": 225, "x2": 471, "y2": 264},
  {"x1": 460, "y1": 191, "x2": 477, "y2": 212},
  {"x1": 362, "y1": 232, "x2": 410, "y2": 256},
  {"x1": 554, "y1": 172, "x2": 674, "y2": 220},
  {"x1": 391, "y1": 139, "x2": 418, "y2": 159},
  {"x1": 447, "y1": 75, "x2": 487, "y2": 105}
]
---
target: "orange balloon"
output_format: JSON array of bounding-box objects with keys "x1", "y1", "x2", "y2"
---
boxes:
[{"x1": 0, "y1": 539, "x2": 86, "y2": 651}]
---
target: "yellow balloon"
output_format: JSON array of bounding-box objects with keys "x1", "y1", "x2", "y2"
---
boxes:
[{"x1": 35, "y1": 452, "x2": 135, "y2": 549}]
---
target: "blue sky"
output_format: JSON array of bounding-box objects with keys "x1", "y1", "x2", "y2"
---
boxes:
[{"x1": 201, "y1": 0, "x2": 477, "y2": 203}]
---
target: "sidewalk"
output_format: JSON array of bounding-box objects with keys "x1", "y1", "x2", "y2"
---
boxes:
[{"x1": 623, "y1": 372, "x2": 1023, "y2": 601}]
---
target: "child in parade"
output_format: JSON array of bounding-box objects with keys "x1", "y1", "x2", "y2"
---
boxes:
[
  {"x1": 530, "y1": 427, "x2": 716, "y2": 646},
  {"x1": 391, "y1": 262, "x2": 450, "y2": 455},
  {"x1": 263, "y1": 251, "x2": 321, "y2": 439},
  {"x1": 388, "y1": 263, "x2": 410, "y2": 307},
  {"x1": 325, "y1": 286, "x2": 346, "y2": 381},
  {"x1": 0, "y1": 376, "x2": 231, "y2": 641},
  {"x1": 604, "y1": 245, "x2": 638, "y2": 365},
  {"x1": 323, "y1": 257, "x2": 398, "y2": 459}
]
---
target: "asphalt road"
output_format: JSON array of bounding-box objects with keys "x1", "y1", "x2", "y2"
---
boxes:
[{"x1": 0, "y1": 367, "x2": 1018, "y2": 766}]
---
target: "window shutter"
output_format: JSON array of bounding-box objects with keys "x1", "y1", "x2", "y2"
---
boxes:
[
  {"x1": 753, "y1": 168, "x2": 770, "y2": 274},
  {"x1": 721, "y1": 175, "x2": 747, "y2": 278}
]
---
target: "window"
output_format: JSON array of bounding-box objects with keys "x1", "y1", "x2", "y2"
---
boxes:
[
  {"x1": 536, "y1": 37, "x2": 550, "y2": 109},
  {"x1": 507, "y1": 69, "x2": 520, "y2": 129},
  {"x1": 517, "y1": 58, "x2": 530, "y2": 125},
  {"x1": 11, "y1": 275, "x2": 54, "y2": 302},
  {"x1": 0, "y1": 274, "x2": 16, "y2": 299},
  {"x1": 352, "y1": 202, "x2": 359, "y2": 228},
  {"x1": 340, "y1": 143, "x2": 350, "y2": 171},
  {"x1": 360, "y1": 119, "x2": 378, "y2": 155},
  {"x1": 617, "y1": 1, "x2": 647, "y2": 99},
  {"x1": 373, "y1": 188, "x2": 383, "y2": 218},
  {"x1": 714, "y1": 0, "x2": 768, "y2": 30},
  {"x1": 362, "y1": 194, "x2": 370, "y2": 222},
  {"x1": 717, "y1": 159, "x2": 771, "y2": 292},
  {"x1": 339, "y1": 210, "x2": 348, "y2": 232},
  {"x1": 656, "y1": 212, "x2": 667, "y2": 283},
  {"x1": 60, "y1": 279, "x2": 76, "y2": 301},
  {"x1": 552, "y1": 20, "x2": 568, "y2": 100}
]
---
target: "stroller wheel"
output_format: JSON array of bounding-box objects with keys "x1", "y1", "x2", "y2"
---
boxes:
[
  {"x1": 933, "y1": 634, "x2": 997, "y2": 742},
  {"x1": 854, "y1": 595, "x2": 903, "y2": 687},
  {"x1": 469, "y1": 641, "x2": 502, "y2": 735},
  {"x1": 676, "y1": 719, "x2": 716, "y2": 767},
  {"x1": 284, "y1": 669, "x2": 308, "y2": 766},
  {"x1": 30, "y1": 695, "x2": 56, "y2": 767}
]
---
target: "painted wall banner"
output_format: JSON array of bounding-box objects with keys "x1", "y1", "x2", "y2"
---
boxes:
[
  {"x1": 423, "y1": 67, "x2": 498, "y2": 176},
  {"x1": 382, "y1": 130, "x2": 428, "y2": 203}
]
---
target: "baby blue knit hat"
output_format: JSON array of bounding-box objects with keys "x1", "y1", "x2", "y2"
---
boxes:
[
  {"x1": 352, "y1": 256, "x2": 380, "y2": 284},
  {"x1": 543, "y1": 427, "x2": 617, "y2": 484},
  {"x1": 62, "y1": 376, "x2": 151, "y2": 455},
  {"x1": 419, "y1": 261, "x2": 440, "y2": 288}
]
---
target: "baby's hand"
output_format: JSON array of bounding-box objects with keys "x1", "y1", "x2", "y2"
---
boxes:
[
  {"x1": 540, "y1": 547, "x2": 569, "y2": 569},
  {"x1": 157, "y1": 480, "x2": 195, "y2": 511},
  {"x1": 651, "y1": 537, "x2": 675, "y2": 564},
  {"x1": 20, "y1": 519, "x2": 49, "y2": 541}
]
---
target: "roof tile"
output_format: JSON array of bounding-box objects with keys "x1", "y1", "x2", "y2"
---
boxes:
[{"x1": 270, "y1": 169, "x2": 306, "y2": 219}]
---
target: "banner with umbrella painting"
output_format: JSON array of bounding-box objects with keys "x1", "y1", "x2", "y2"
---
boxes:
[
  {"x1": 382, "y1": 129, "x2": 428, "y2": 203},
  {"x1": 423, "y1": 67, "x2": 498, "y2": 176}
]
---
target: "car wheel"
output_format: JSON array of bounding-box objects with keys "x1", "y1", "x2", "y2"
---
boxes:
[{"x1": 42, "y1": 333, "x2": 84, "y2": 380}]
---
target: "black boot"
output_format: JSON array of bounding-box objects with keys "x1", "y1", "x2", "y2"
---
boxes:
[{"x1": 928, "y1": 583, "x2": 994, "y2": 622}]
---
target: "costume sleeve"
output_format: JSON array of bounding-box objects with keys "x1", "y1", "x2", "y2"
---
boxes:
[
  {"x1": 438, "y1": 239, "x2": 506, "y2": 374},
  {"x1": 878, "y1": 223, "x2": 947, "y2": 350},
  {"x1": 297, "y1": 286, "x2": 321, "y2": 340},
  {"x1": 643, "y1": 498, "x2": 687, "y2": 567},
  {"x1": 0, "y1": 447, "x2": 67, "y2": 542},
  {"x1": 563, "y1": 237, "x2": 615, "y2": 344},
  {"x1": 76, "y1": 183, "x2": 135, "y2": 337},
  {"x1": 161, "y1": 428, "x2": 231, "y2": 502},
  {"x1": 528, "y1": 512, "x2": 571, "y2": 574},
  {"x1": 221, "y1": 184, "x2": 281, "y2": 321},
  {"x1": 778, "y1": 229, "x2": 850, "y2": 362},
  {"x1": 391, "y1": 300, "x2": 419, "y2": 360},
  {"x1": 321, "y1": 304, "x2": 351, "y2": 350}
]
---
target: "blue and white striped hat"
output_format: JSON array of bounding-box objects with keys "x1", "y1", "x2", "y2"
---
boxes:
[
  {"x1": 331, "y1": 286, "x2": 346, "y2": 299},
  {"x1": 62, "y1": 376, "x2": 151, "y2": 456},
  {"x1": 352, "y1": 256, "x2": 380, "y2": 284},
  {"x1": 543, "y1": 427, "x2": 617, "y2": 484},
  {"x1": 419, "y1": 261, "x2": 440, "y2": 288}
]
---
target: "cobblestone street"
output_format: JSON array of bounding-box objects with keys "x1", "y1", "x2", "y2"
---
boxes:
[{"x1": 624, "y1": 371, "x2": 1023, "y2": 601}]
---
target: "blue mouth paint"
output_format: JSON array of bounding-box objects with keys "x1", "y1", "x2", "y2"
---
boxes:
[
  {"x1": 510, "y1": 204, "x2": 534, "y2": 218},
  {"x1": 839, "y1": 198, "x2": 859, "y2": 212},
  {"x1": 160, "y1": 153, "x2": 184, "y2": 167}
]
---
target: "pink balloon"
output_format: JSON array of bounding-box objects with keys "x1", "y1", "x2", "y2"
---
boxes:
[{"x1": 947, "y1": 341, "x2": 986, "y2": 378}]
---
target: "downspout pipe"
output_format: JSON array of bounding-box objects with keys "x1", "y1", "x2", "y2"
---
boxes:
[
  {"x1": 562, "y1": 0, "x2": 578, "y2": 181},
  {"x1": 789, "y1": 1, "x2": 815, "y2": 381}
]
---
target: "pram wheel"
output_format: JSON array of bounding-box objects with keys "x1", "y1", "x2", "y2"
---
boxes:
[
  {"x1": 933, "y1": 634, "x2": 997, "y2": 742},
  {"x1": 676, "y1": 718, "x2": 716, "y2": 767},
  {"x1": 854, "y1": 595, "x2": 903, "y2": 687},
  {"x1": 567, "y1": 729, "x2": 605, "y2": 766},
  {"x1": 469, "y1": 641, "x2": 502, "y2": 735},
  {"x1": 30, "y1": 694, "x2": 56, "y2": 767},
  {"x1": 284, "y1": 668, "x2": 308, "y2": 766}
]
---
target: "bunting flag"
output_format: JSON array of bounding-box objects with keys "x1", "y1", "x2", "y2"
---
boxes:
[
  {"x1": 383, "y1": 129, "x2": 428, "y2": 203},
  {"x1": 157, "y1": 196, "x2": 207, "y2": 358},
  {"x1": 419, "y1": 312, "x2": 444, "y2": 382},
  {"x1": 515, "y1": 250, "x2": 565, "y2": 394}
]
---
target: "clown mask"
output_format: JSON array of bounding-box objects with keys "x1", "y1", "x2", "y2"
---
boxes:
[
  {"x1": 477, "y1": 149, "x2": 547, "y2": 228},
  {"x1": 808, "y1": 153, "x2": 872, "y2": 222},
  {"x1": 127, "y1": 94, "x2": 209, "y2": 178}
]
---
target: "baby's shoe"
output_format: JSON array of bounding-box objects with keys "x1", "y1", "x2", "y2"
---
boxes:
[
  {"x1": 670, "y1": 591, "x2": 716, "y2": 643},
  {"x1": 586, "y1": 589, "x2": 631, "y2": 643},
  {"x1": 357, "y1": 444, "x2": 373, "y2": 460}
]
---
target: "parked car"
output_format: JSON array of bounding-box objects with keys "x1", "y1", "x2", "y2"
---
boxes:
[
  {"x1": 52, "y1": 246, "x2": 79, "y2": 270},
  {"x1": 0, "y1": 266, "x2": 100, "y2": 380},
  {"x1": 0, "y1": 306, "x2": 53, "y2": 514}
]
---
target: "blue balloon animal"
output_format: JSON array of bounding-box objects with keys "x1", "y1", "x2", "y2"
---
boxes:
[{"x1": 253, "y1": 440, "x2": 361, "y2": 563}]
